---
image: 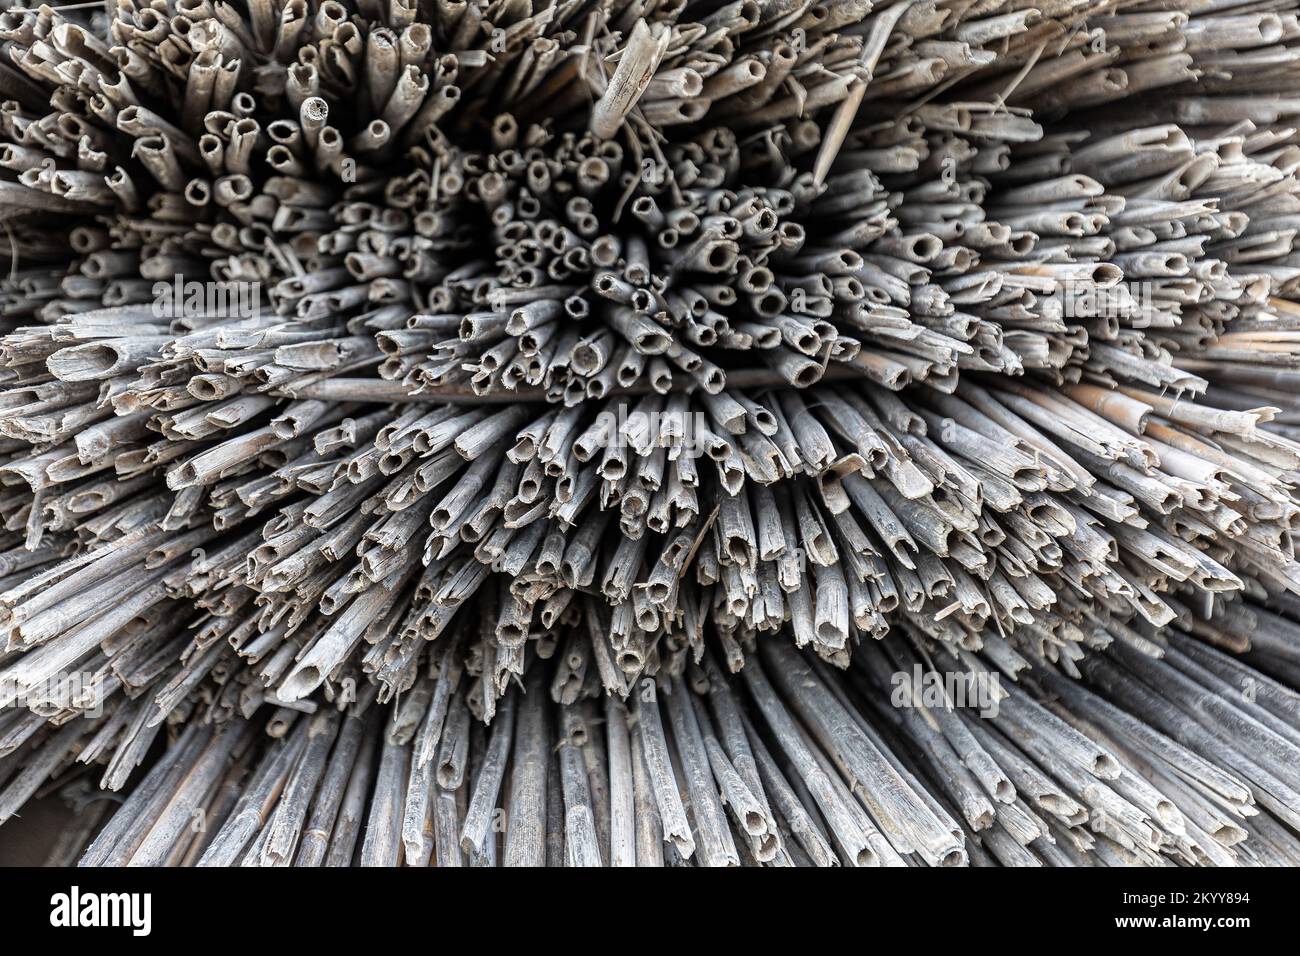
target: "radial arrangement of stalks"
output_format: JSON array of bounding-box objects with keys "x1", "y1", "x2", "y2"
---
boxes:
[{"x1": 1, "y1": 0, "x2": 1300, "y2": 869}]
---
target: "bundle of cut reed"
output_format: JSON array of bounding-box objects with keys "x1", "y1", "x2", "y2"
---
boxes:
[{"x1": 1, "y1": 0, "x2": 1300, "y2": 867}]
